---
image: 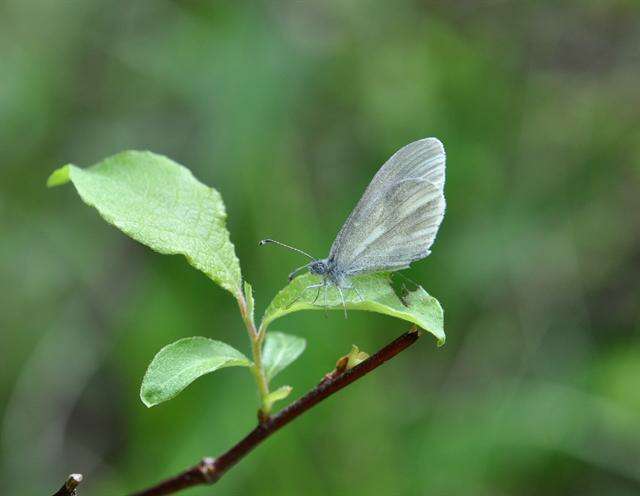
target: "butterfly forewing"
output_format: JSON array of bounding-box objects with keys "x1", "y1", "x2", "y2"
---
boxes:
[
  {"x1": 329, "y1": 138, "x2": 446, "y2": 275},
  {"x1": 368, "y1": 137, "x2": 445, "y2": 189}
]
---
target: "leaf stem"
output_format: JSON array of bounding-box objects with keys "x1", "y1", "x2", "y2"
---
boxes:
[
  {"x1": 126, "y1": 327, "x2": 422, "y2": 496},
  {"x1": 236, "y1": 292, "x2": 271, "y2": 417}
]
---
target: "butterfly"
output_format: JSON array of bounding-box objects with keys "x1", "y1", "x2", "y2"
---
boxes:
[{"x1": 260, "y1": 137, "x2": 446, "y2": 315}]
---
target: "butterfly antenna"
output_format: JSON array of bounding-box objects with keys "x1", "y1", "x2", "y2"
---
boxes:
[{"x1": 259, "y1": 239, "x2": 316, "y2": 261}]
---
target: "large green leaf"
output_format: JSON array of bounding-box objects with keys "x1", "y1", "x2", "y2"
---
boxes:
[
  {"x1": 140, "y1": 337, "x2": 251, "y2": 407},
  {"x1": 260, "y1": 273, "x2": 445, "y2": 344},
  {"x1": 48, "y1": 151, "x2": 242, "y2": 297},
  {"x1": 262, "y1": 332, "x2": 306, "y2": 381}
]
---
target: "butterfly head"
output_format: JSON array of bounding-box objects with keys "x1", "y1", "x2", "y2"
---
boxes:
[{"x1": 309, "y1": 259, "x2": 330, "y2": 276}]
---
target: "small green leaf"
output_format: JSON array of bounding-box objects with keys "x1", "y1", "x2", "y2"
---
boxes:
[
  {"x1": 140, "y1": 337, "x2": 251, "y2": 407},
  {"x1": 261, "y1": 273, "x2": 445, "y2": 345},
  {"x1": 244, "y1": 281, "x2": 255, "y2": 324},
  {"x1": 46, "y1": 164, "x2": 71, "y2": 187},
  {"x1": 262, "y1": 332, "x2": 306, "y2": 381},
  {"x1": 48, "y1": 151, "x2": 242, "y2": 297},
  {"x1": 264, "y1": 385, "x2": 293, "y2": 410}
]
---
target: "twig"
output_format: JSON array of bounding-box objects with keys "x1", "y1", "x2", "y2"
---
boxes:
[
  {"x1": 52, "y1": 474, "x2": 83, "y2": 496},
  {"x1": 127, "y1": 327, "x2": 422, "y2": 496}
]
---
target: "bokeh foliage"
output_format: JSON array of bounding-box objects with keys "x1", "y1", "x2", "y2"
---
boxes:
[{"x1": 1, "y1": 1, "x2": 639, "y2": 495}]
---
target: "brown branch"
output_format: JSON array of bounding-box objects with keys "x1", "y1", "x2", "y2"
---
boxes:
[
  {"x1": 127, "y1": 327, "x2": 422, "y2": 496},
  {"x1": 52, "y1": 474, "x2": 83, "y2": 496}
]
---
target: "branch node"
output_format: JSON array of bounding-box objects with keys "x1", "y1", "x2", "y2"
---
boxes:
[
  {"x1": 52, "y1": 473, "x2": 83, "y2": 496},
  {"x1": 67, "y1": 474, "x2": 83, "y2": 488},
  {"x1": 257, "y1": 409, "x2": 270, "y2": 425},
  {"x1": 198, "y1": 457, "x2": 218, "y2": 484}
]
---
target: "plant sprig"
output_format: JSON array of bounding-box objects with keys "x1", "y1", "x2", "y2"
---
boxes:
[{"x1": 48, "y1": 151, "x2": 445, "y2": 419}]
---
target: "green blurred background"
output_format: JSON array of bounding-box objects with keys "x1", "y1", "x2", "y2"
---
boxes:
[{"x1": 2, "y1": 1, "x2": 639, "y2": 494}]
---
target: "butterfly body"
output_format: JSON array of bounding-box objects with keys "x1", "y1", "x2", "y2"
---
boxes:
[{"x1": 309, "y1": 254, "x2": 353, "y2": 283}]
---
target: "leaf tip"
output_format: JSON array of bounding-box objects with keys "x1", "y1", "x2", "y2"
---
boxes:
[
  {"x1": 139, "y1": 389, "x2": 157, "y2": 408},
  {"x1": 47, "y1": 164, "x2": 73, "y2": 188}
]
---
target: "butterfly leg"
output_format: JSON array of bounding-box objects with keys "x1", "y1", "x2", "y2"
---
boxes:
[
  {"x1": 323, "y1": 283, "x2": 329, "y2": 317},
  {"x1": 352, "y1": 284, "x2": 364, "y2": 302},
  {"x1": 338, "y1": 276, "x2": 363, "y2": 303},
  {"x1": 311, "y1": 282, "x2": 323, "y2": 305},
  {"x1": 288, "y1": 263, "x2": 311, "y2": 282},
  {"x1": 336, "y1": 285, "x2": 348, "y2": 319},
  {"x1": 287, "y1": 283, "x2": 323, "y2": 309}
]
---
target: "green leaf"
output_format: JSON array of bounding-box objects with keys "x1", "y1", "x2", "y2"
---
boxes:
[
  {"x1": 48, "y1": 151, "x2": 242, "y2": 297},
  {"x1": 264, "y1": 385, "x2": 293, "y2": 410},
  {"x1": 262, "y1": 332, "x2": 306, "y2": 381},
  {"x1": 244, "y1": 281, "x2": 255, "y2": 324},
  {"x1": 140, "y1": 337, "x2": 251, "y2": 407},
  {"x1": 46, "y1": 164, "x2": 71, "y2": 187},
  {"x1": 261, "y1": 273, "x2": 445, "y2": 345}
]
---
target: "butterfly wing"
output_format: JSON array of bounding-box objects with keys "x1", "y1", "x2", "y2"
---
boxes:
[
  {"x1": 365, "y1": 137, "x2": 445, "y2": 189},
  {"x1": 329, "y1": 138, "x2": 446, "y2": 274}
]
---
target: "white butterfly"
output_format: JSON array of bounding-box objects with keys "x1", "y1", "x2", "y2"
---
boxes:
[{"x1": 261, "y1": 137, "x2": 446, "y2": 313}]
